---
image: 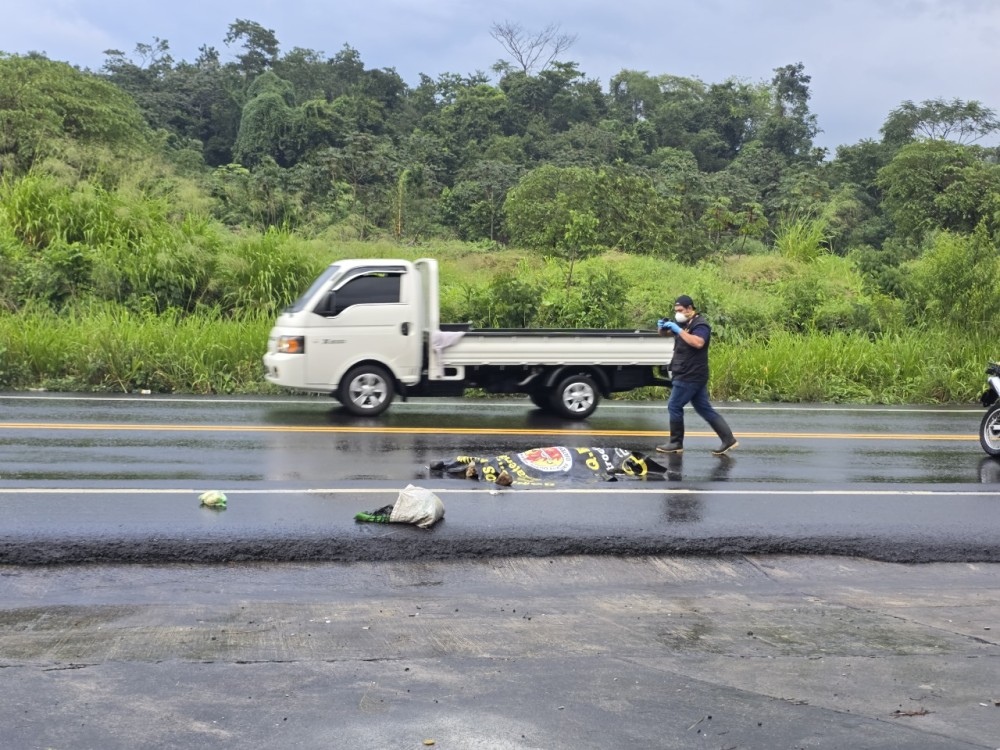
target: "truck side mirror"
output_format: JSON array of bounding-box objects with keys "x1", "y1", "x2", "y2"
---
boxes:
[{"x1": 315, "y1": 290, "x2": 336, "y2": 317}]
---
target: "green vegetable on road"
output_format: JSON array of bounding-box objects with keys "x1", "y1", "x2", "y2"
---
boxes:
[{"x1": 199, "y1": 490, "x2": 227, "y2": 509}]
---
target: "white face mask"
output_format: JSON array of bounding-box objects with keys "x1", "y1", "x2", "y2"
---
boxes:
[{"x1": 674, "y1": 312, "x2": 689, "y2": 324}]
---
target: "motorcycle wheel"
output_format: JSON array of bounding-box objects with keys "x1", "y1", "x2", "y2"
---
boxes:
[{"x1": 980, "y1": 403, "x2": 1000, "y2": 456}]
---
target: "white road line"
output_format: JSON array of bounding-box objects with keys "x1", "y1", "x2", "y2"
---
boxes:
[
  {"x1": 0, "y1": 393, "x2": 982, "y2": 414},
  {"x1": 0, "y1": 487, "x2": 997, "y2": 497}
]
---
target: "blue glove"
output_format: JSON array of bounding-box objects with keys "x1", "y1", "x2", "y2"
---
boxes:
[
  {"x1": 657, "y1": 318, "x2": 669, "y2": 330},
  {"x1": 664, "y1": 320, "x2": 682, "y2": 335}
]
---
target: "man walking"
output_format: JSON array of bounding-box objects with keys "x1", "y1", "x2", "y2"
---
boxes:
[{"x1": 657, "y1": 295, "x2": 738, "y2": 456}]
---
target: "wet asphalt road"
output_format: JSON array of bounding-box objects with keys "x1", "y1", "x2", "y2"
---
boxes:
[
  {"x1": 0, "y1": 392, "x2": 998, "y2": 564},
  {"x1": 4, "y1": 393, "x2": 1000, "y2": 749},
  {"x1": 5, "y1": 555, "x2": 1000, "y2": 750}
]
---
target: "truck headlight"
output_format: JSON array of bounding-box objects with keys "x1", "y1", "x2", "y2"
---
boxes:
[{"x1": 277, "y1": 335, "x2": 305, "y2": 354}]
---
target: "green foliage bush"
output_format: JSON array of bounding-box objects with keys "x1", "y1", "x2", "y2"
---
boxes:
[
  {"x1": 455, "y1": 257, "x2": 633, "y2": 329},
  {"x1": 904, "y1": 226, "x2": 1000, "y2": 328},
  {"x1": 464, "y1": 269, "x2": 544, "y2": 328}
]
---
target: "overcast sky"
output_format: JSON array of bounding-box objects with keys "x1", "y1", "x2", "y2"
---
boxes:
[{"x1": 3, "y1": 0, "x2": 997, "y2": 151}]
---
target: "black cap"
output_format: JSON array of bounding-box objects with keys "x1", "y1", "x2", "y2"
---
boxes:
[{"x1": 674, "y1": 295, "x2": 695, "y2": 308}]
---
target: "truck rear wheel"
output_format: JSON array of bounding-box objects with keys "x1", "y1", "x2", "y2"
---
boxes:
[
  {"x1": 550, "y1": 373, "x2": 600, "y2": 419},
  {"x1": 339, "y1": 364, "x2": 395, "y2": 417}
]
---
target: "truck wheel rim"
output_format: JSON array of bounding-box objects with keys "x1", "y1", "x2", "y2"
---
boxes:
[
  {"x1": 563, "y1": 382, "x2": 595, "y2": 412},
  {"x1": 349, "y1": 373, "x2": 387, "y2": 410}
]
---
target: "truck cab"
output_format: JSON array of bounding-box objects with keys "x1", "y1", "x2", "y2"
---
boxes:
[{"x1": 264, "y1": 259, "x2": 428, "y2": 412}]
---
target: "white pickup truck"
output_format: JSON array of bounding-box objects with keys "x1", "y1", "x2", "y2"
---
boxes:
[{"x1": 262, "y1": 258, "x2": 673, "y2": 418}]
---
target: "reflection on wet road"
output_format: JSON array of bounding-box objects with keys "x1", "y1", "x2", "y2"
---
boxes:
[{"x1": 0, "y1": 393, "x2": 992, "y2": 488}]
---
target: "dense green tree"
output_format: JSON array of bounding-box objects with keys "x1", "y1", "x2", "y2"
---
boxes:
[
  {"x1": 504, "y1": 163, "x2": 680, "y2": 255},
  {"x1": 499, "y1": 62, "x2": 603, "y2": 134},
  {"x1": 331, "y1": 133, "x2": 399, "y2": 237},
  {"x1": 326, "y1": 45, "x2": 367, "y2": 95},
  {"x1": 224, "y1": 19, "x2": 280, "y2": 79},
  {"x1": 881, "y1": 98, "x2": 1000, "y2": 147},
  {"x1": 210, "y1": 157, "x2": 306, "y2": 229},
  {"x1": 542, "y1": 121, "x2": 638, "y2": 166},
  {"x1": 328, "y1": 94, "x2": 387, "y2": 136},
  {"x1": 758, "y1": 63, "x2": 820, "y2": 163},
  {"x1": 824, "y1": 139, "x2": 897, "y2": 251},
  {"x1": 647, "y1": 75, "x2": 717, "y2": 157},
  {"x1": 828, "y1": 139, "x2": 893, "y2": 198},
  {"x1": 850, "y1": 238, "x2": 918, "y2": 298},
  {"x1": 101, "y1": 38, "x2": 176, "y2": 128},
  {"x1": 363, "y1": 67, "x2": 408, "y2": 115},
  {"x1": 723, "y1": 142, "x2": 788, "y2": 214},
  {"x1": 648, "y1": 147, "x2": 708, "y2": 215},
  {"x1": 772, "y1": 168, "x2": 831, "y2": 217},
  {"x1": 435, "y1": 84, "x2": 511, "y2": 165},
  {"x1": 287, "y1": 98, "x2": 349, "y2": 159},
  {"x1": 596, "y1": 163, "x2": 682, "y2": 254},
  {"x1": 818, "y1": 184, "x2": 871, "y2": 255},
  {"x1": 0, "y1": 54, "x2": 151, "y2": 176},
  {"x1": 609, "y1": 71, "x2": 766, "y2": 172},
  {"x1": 102, "y1": 42, "x2": 243, "y2": 166},
  {"x1": 174, "y1": 47, "x2": 243, "y2": 166},
  {"x1": 440, "y1": 160, "x2": 521, "y2": 241},
  {"x1": 702, "y1": 79, "x2": 767, "y2": 164},
  {"x1": 271, "y1": 47, "x2": 328, "y2": 104},
  {"x1": 609, "y1": 69, "x2": 664, "y2": 123},
  {"x1": 504, "y1": 164, "x2": 597, "y2": 249},
  {"x1": 877, "y1": 140, "x2": 1000, "y2": 241},
  {"x1": 232, "y1": 72, "x2": 297, "y2": 167}
]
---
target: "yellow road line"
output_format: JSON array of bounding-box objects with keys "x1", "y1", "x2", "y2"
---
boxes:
[{"x1": 0, "y1": 421, "x2": 976, "y2": 441}]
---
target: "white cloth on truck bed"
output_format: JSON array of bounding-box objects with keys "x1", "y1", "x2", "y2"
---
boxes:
[
  {"x1": 432, "y1": 330, "x2": 465, "y2": 351},
  {"x1": 430, "y1": 330, "x2": 466, "y2": 377}
]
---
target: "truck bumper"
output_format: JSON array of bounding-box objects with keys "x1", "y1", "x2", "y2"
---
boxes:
[{"x1": 263, "y1": 352, "x2": 314, "y2": 391}]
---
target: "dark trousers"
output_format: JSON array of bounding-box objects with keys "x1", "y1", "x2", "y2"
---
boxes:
[{"x1": 667, "y1": 379, "x2": 721, "y2": 425}]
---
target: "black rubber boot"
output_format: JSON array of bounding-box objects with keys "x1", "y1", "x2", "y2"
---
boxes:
[
  {"x1": 707, "y1": 415, "x2": 739, "y2": 455},
  {"x1": 656, "y1": 420, "x2": 685, "y2": 454}
]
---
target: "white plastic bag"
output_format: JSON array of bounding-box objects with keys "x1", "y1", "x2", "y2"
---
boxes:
[{"x1": 389, "y1": 484, "x2": 445, "y2": 528}]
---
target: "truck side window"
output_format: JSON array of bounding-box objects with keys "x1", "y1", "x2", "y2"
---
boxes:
[{"x1": 328, "y1": 273, "x2": 401, "y2": 316}]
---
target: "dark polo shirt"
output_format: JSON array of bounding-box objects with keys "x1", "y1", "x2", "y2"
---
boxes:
[{"x1": 670, "y1": 314, "x2": 711, "y2": 383}]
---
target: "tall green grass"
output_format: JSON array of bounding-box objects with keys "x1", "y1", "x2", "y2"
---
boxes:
[
  {"x1": 0, "y1": 303, "x2": 274, "y2": 394},
  {"x1": 710, "y1": 329, "x2": 995, "y2": 403},
  {"x1": 1, "y1": 304, "x2": 994, "y2": 402}
]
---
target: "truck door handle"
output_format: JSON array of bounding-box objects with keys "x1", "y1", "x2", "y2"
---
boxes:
[{"x1": 401, "y1": 322, "x2": 410, "y2": 336}]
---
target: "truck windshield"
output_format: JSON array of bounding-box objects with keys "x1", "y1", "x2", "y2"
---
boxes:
[{"x1": 284, "y1": 265, "x2": 341, "y2": 313}]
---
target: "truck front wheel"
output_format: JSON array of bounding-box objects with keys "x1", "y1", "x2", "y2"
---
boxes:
[
  {"x1": 339, "y1": 364, "x2": 395, "y2": 417},
  {"x1": 550, "y1": 373, "x2": 600, "y2": 419}
]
